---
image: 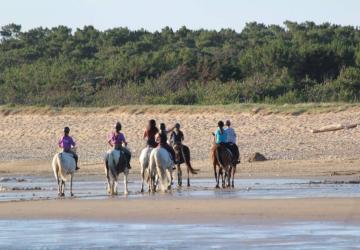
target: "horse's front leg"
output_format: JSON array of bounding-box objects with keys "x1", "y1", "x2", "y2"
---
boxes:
[{"x1": 70, "y1": 174, "x2": 74, "y2": 197}]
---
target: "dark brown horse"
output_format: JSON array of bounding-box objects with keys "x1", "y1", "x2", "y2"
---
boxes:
[
  {"x1": 211, "y1": 143, "x2": 236, "y2": 188},
  {"x1": 173, "y1": 144, "x2": 199, "y2": 186}
]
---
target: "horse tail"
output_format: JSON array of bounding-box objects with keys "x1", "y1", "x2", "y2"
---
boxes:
[
  {"x1": 56, "y1": 153, "x2": 68, "y2": 181},
  {"x1": 182, "y1": 146, "x2": 199, "y2": 174},
  {"x1": 215, "y1": 146, "x2": 226, "y2": 169},
  {"x1": 108, "y1": 153, "x2": 118, "y2": 181},
  {"x1": 156, "y1": 153, "x2": 166, "y2": 191}
]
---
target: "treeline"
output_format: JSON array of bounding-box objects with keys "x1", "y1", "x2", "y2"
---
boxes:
[{"x1": 1, "y1": 21, "x2": 360, "y2": 106}]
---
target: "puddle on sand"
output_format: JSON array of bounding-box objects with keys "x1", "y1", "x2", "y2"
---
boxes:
[
  {"x1": 0, "y1": 220, "x2": 359, "y2": 249},
  {"x1": 1, "y1": 176, "x2": 360, "y2": 202}
]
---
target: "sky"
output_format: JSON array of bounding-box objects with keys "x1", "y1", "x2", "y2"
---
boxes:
[{"x1": 1, "y1": 0, "x2": 360, "y2": 32}]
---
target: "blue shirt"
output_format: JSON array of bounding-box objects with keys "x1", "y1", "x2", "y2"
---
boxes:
[{"x1": 215, "y1": 128, "x2": 227, "y2": 144}]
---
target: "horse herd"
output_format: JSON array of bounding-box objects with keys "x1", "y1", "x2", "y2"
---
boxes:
[{"x1": 52, "y1": 143, "x2": 239, "y2": 197}]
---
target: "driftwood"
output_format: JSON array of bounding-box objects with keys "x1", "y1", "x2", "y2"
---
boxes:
[{"x1": 311, "y1": 123, "x2": 358, "y2": 133}]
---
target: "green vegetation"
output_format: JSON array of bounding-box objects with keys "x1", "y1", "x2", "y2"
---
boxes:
[{"x1": 1, "y1": 21, "x2": 360, "y2": 106}]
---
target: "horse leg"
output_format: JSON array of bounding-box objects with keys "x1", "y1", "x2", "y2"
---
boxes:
[
  {"x1": 177, "y1": 164, "x2": 182, "y2": 187},
  {"x1": 187, "y1": 164, "x2": 190, "y2": 187},
  {"x1": 227, "y1": 168, "x2": 231, "y2": 188},
  {"x1": 105, "y1": 159, "x2": 111, "y2": 195},
  {"x1": 124, "y1": 171, "x2": 129, "y2": 195},
  {"x1": 231, "y1": 165, "x2": 236, "y2": 188},
  {"x1": 214, "y1": 163, "x2": 220, "y2": 189},
  {"x1": 61, "y1": 180, "x2": 65, "y2": 197},
  {"x1": 141, "y1": 168, "x2": 145, "y2": 193},
  {"x1": 56, "y1": 171, "x2": 61, "y2": 197},
  {"x1": 70, "y1": 174, "x2": 74, "y2": 196},
  {"x1": 114, "y1": 179, "x2": 118, "y2": 195},
  {"x1": 167, "y1": 167, "x2": 173, "y2": 191}
]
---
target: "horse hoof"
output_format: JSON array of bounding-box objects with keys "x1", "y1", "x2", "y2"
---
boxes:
[
  {"x1": 61, "y1": 193, "x2": 65, "y2": 197},
  {"x1": 140, "y1": 189, "x2": 144, "y2": 193},
  {"x1": 187, "y1": 183, "x2": 190, "y2": 187},
  {"x1": 215, "y1": 185, "x2": 220, "y2": 189},
  {"x1": 124, "y1": 191, "x2": 129, "y2": 196},
  {"x1": 70, "y1": 193, "x2": 74, "y2": 197}
]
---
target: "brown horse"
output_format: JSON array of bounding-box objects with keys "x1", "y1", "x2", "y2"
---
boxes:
[
  {"x1": 211, "y1": 143, "x2": 236, "y2": 188},
  {"x1": 173, "y1": 144, "x2": 199, "y2": 187}
]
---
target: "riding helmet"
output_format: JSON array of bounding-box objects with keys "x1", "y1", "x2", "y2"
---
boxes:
[{"x1": 64, "y1": 127, "x2": 70, "y2": 133}]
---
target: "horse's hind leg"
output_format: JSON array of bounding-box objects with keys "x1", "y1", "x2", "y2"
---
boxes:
[
  {"x1": 177, "y1": 164, "x2": 182, "y2": 187},
  {"x1": 140, "y1": 167, "x2": 145, "y2": 193},
  {"x1": 221, "y1": 169, "x2": 226, "y2": 188},
  {"x1": 231, "y1": 166, "x2": 236, "y2": 188},
  {"x1": 124, "y1": 171, "x2": 129, "y2": 195},
  {"x1": 214, "y1": 163, "x2": 220, "y2": 189},
  {"x1": 70, "y1": 174, "x2": 74, "y2": 197},
  {"x1": 187, "y1": 164, "x2": 190, "y2": 187},
  {"x1": 61, "y1": 180, "x2": 65, "y2": 197},
  {"x1": 56, "y1": 171, "x2": 61, "y2": 197}
]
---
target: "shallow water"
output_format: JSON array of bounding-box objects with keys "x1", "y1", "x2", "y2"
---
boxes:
[
  {"x1": 0, "y1": 176, "x2": 360, "y2": 202},
  {"x1": 0, "y1": 220, "x2": 359, "y2": 249}
]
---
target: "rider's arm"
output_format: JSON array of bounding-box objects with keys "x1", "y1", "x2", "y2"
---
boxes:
[
  {"x1": 122, "y1": 134, "x2": 128, "y2": 146},
  {"x1": 108, "y1": 133, "x2": 114, "y2": 147},
  {"x1": 71, "y1": 137, "x2": 76, "y2": 147},
  {"x1": 143, "y1": 129, "x2": 148, "y2": 140},
  {"x1": 58, "y1": 137, "x2": 63, "y2": 148}
]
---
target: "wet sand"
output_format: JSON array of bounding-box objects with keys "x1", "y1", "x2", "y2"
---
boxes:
[
  {"x1": 1, "y1": 107, "x2": 360, "y2": 248},
  {"x1": 1, "y1": 198, "x2": 359, "y2": 223}
]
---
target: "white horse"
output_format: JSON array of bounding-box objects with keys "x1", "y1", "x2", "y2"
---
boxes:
[
  {"x1": 139, "y1": 146, "x2": 153, "y2": 192},
  {"x1": 104, "y1": 149, "x2": 129, "y2": 195},
  {"x1": 148, "y1": 147, "x2": 173, "y2": 192},
  {"x1": 52, "y1": 152, "x2": 76, "y2": 197}
]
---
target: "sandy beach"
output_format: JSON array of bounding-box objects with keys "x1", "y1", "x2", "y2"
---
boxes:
[{"x1": 1, "y1": 106, "x2": 360, "y2": 226}]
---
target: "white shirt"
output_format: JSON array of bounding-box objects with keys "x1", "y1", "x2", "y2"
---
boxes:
[{"x1": 225, "y1": 127, "x2": 237, "y2": 144}]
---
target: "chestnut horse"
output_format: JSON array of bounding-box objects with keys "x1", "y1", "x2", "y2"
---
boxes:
[{"x1": 211, "y1": 143, "x2": 236, "y2": 188}]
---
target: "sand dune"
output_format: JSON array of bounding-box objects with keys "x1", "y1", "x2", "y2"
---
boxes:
[{"x1": 1, "y1": 107, "x2": 360, "y2": 165}]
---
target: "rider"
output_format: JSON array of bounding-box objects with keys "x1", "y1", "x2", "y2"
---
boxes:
[
  {"x1": 143, "y1": 119, "x2": 159, "y2": 148},
  {"x1": 108, "y1": 122, "x2": 132, "y2": 169},
  {"x1": 170, "y1": 123, "x2": 184, "y2": 146},
  {"x1": 214, "y1": 121, "x2": 227, "y2": 145},
  {"x1": 225, "y1": 120, "x2": 240, "y2": 164},
  {"x1": 58, "y1": 127, "x2": 79, "y2": 170},
  {"x1": 156, "y1": 123, "x2": 177, "y2": 164}
]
